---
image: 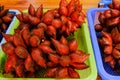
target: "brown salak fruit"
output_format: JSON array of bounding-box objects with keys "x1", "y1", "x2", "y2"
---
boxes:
[
  {"x1": 22, "y1": 13, "x2": 30, "y2": 23},
  {"x1": 59, "y1": 55, "x2": 70, "y2": 67},
  {"x1": 111, "y1": 27, "x2": 120, "y2": 43},
  {"x1": 16, "y1": 14, "x2": 24, "y2": 22},
  {"x1": 31, "y1": 27, "x2": 44, "y2": 38},
  {"x1": 104, "y1": 10, "x2": 111, "y2": 19},
  {"x1": 94, "y1": 24, "x2": 103, "y2": 32},
  {"x1": 45, "y1": 67, "x2": 58, "y2": 77},
  {"x1": 69, "y1": 39, "x2": 78, "y2": 52},
  {"x1": 52, "y1": 19, "x2": 62, "y2": 29},
  {"x1": 37, "y1": 22, "x2": 47, "y2": 30},
  {"x1": 13, "y1": 33, "x2": 26, "y2": 48},
  {"x1": 70, "y1": 62, "x2": 89, "y2": 70},
  {"x1": 60, "y1": 36, "x2": 68, "y2": 45},
  {"x1": 1, "y1": 23, "x2": 7, "y2": 30},
  {"x1": 0, "y1": 9, "x2": 9, "y2": 17},
  {"x1": 42, "y1": 10, "x2": 54, "y2": 25},
  {"x1": 47, "y1": 61, "x2": 57, "y2": 67},
  {"x1": 31, "y1": 48, "x2": 46, "y2": 68},
  {"x1": 15, "y1": 64, "x2": 25, "y2": 77},
  {"x1": 57, "y1": 67, "x2": 70, "y2": 78},
  {"x1": 68, "y1": 67, "x2": 80, "y2": 78},
  {"x1": 28, "y1": 4, "x2": 35, "y2": 16},
  {"x1": 111, "y1": 9, "x2": 120, "y2": 18},
  {"x1": 2, "y1": 42, "x2": 15, "y2": 55},
  {"x1": 15, "y1": 46, "x2": 29, "y2": 59},
  {"x1": 98, "y1": 12, "x2": 106, "y2": 24},
  {"x1": 41, "y1": 40, "x2": 51, "y2": 46},
  {"x1": 106, "y1": 17, "x2": 119, "y2": 27},
  {"x1": 112, "y1": 0, "x2": 120, "y2": 10},
  {"x1": 38, "y1": 44, "x2": 55, "y2": 54},
  {"x1": 46, "y1": 25, "x2": 56, "y2": 39},
  {"x1": 2, "y1": 15, "x2": 12, "y2": 23},
  {"x1": 28, "y1": 15, "x2": 40, "y2": 25},
  {"x1": 35, "y1": 4, "x2": 43, "y2": 19},
  {"x1": 70, "y1": 53, "x2": 89, "y2": 63},
  {"x1": 51, "y1": 38, "x2": 69, "y2": 55},
  {"x1": 104, "y1": 55, "x2": 113, "y2": 62},
  {"x1": 112, "y1": 44, "x2": 120, "y2": 59},
  {"x1": 101, "y1": 31, "x2": 113, "y2": 54},
  {"x1": 29, "y1": 35, "x2": 40, "y2": 47},
  {"x1": 59, "y1": 0, "x2": 68, "y2": 16},
  {"x1": 67, "y1": 0, "x2": 75, "y2": 16},
  {"x1": 49, "y1": 53, "x2": 60, "y2": 64},
  {"x1": 4, "y1": 55, "x2": 17, "y2": 73},
  {"x1": 24, "y1": 55, "x2": 35, "y2": 72},
  {"x1": 21, "y1": 28, "x2": 30, "y2": 45}
]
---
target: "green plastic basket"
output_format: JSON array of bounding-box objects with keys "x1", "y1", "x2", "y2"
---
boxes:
[{"x1": 0, "y1": 10, "x2": 97, "y2": 80}]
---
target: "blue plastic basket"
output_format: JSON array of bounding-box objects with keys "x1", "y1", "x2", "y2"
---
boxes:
[
  {"x1": 98, "y1": 0, "x2": 112, "y2": 8},
  {"x1": 87, "y1": 8, "x2": 120, "y2": 80},
  {"x1": 0, "y1": 10, "x2": 20, "y2": 45}
]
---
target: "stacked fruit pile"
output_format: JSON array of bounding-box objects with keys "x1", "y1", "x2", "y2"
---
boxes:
[
  {"x1": 1, "y1": 0, "x2": 89, "y2": 78},
  {"x1": 95, "y1": 0, "x2": 120, "y2": 71}
]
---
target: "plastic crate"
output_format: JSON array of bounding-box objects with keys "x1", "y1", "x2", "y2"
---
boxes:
[
  {"x1": 0, "y1": 9, "x2": 97, "y2": 79},
  {"x1": 0, "y1": 10, "x2": 20, "y2": 45},
  {"x1": 98, "y1": 0, "x2": 112, "y2": 8},
  {"x1": 87, "y1": 8, "x2": 120, "y2": 80}
]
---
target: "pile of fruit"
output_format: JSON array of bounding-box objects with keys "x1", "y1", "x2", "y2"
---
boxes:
[
  {"x1": 0, "y1": 5, "x2": 14, "y2": 41},
  {"x1": 95, "y1": 0, "x2": 120, "y2": 71},
  {"x1": 1, "y1": 0, "x2": 89, "y2": 78}
]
